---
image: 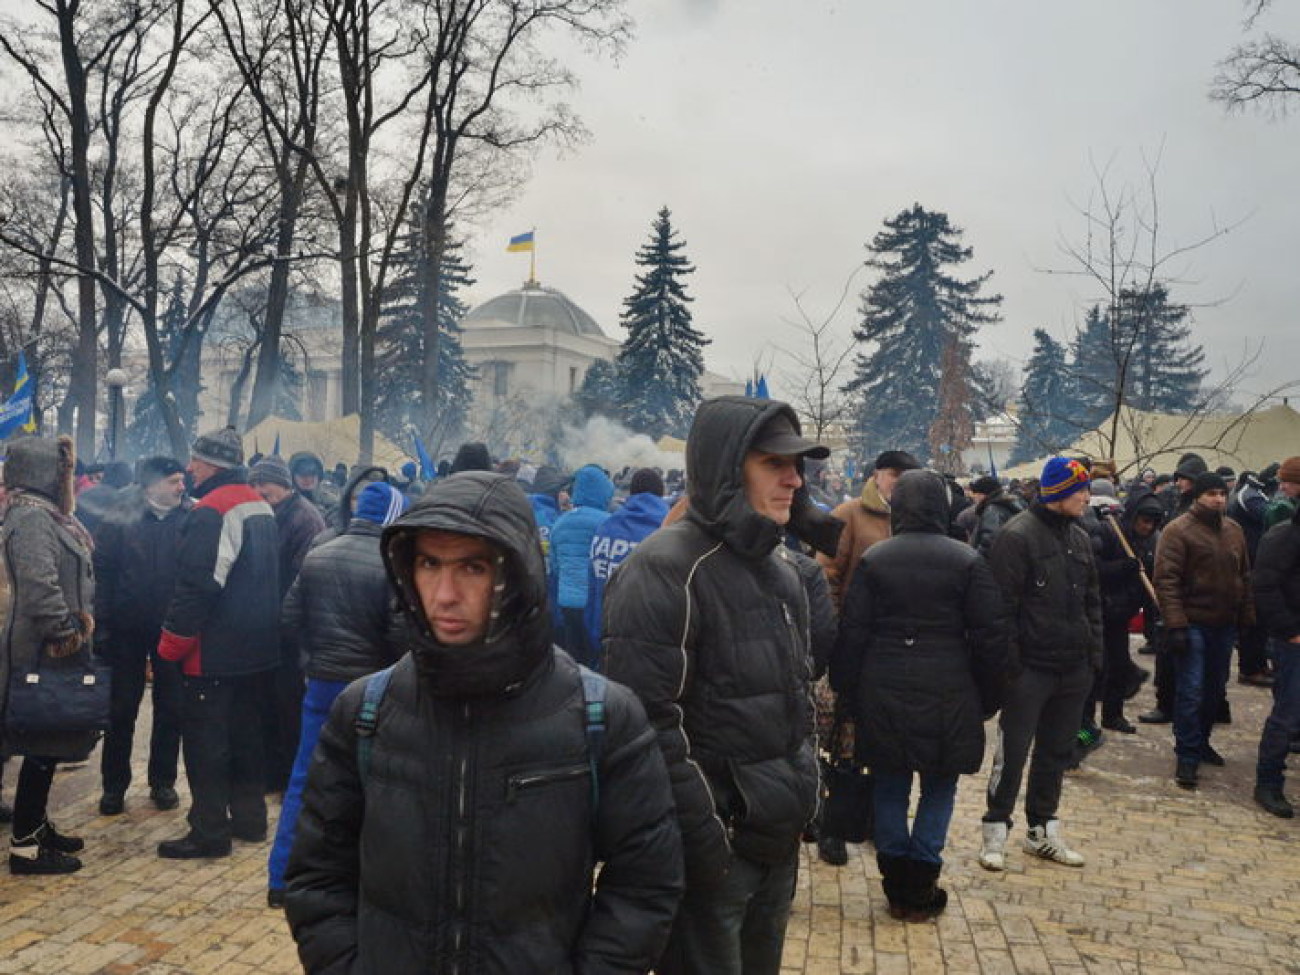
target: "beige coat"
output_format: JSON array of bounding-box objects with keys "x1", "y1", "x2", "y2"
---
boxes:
[{"x1": 818, "y1": 478, "x2": 892, "y2": 608}]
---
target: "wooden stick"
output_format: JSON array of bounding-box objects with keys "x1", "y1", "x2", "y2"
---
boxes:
[{"x1": 1103, "y1": 510, "x2": 1158, "y2": 604}]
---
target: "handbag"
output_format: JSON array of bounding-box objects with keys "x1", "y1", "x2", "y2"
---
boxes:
[
  {"x1": 818, "y1": 714, "x2": 874, "y2": 843},
  {"x1": 6, "y1": 649, "x2": 112, "y2": 736}
]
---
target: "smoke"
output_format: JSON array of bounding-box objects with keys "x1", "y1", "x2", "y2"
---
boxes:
[{"x1": 555, "y1": 415, "x2": 684, "y2": 475}]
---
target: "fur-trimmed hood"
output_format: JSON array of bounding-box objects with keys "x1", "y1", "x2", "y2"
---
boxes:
[{"x1": 3, "y1": 435, "x2": 76, "y2": 515}]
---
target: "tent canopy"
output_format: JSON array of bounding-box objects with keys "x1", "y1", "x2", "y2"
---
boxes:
[
  {"x1": 242, "y1": 415, "x2": 409, "y2": 472},
  {"x1": 1003, "y1": 403, "x2": 1300, "y2": 482}
]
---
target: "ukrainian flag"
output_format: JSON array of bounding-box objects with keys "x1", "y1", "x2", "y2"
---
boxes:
[
  {"x1": 0, "y1": 352, "x2": 36, "y2": 440},
  {"x1": 506, "y1": 231, "x2": 535, "y2": 253}
]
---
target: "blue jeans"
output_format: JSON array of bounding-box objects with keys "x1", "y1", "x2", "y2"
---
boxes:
[
  {"x1": 1173, "y1": 625, "x2": 1236, "y2": 762},
  {"x1": 656, "y1": 849, "x2": 798, "y2": 975},
  {"x1": 1256, "y1": 639, "x2": 1300, "y2": 789},
  {"x1": 267, "y1": 678, "x2": 348, "y2": 892},
  {"x1": 872, "y1": 769, "x2": 959, "y2": 866}
]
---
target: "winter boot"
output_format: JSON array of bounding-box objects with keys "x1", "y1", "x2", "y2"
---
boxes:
[
  {"x1": 817, "y1": 834, "x2": 848, "y2": 866},
  {"x1": 902, "y1": 858, "x2": 948, "y2": 922},
  {"x1": 35, "y1": 821, "x2": 84, "y2": 854},
  {"x1": 876, "y1": 852, "x2": 910, "y2": 920},
  {"x1": 1254, "y1": 785, "x2": 1295, "y2": 819},
  {"x1": 1024, "y1": 819, "x2": 1085, "y2": 867},
  {"x1": 978, "y1": 820, "x2": 1008, "y2": 872}
]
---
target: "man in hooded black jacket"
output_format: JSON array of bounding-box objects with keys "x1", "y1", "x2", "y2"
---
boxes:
[
  {"x1": 283, "y1": 472, "x2": 682, "y2": 974},
  {"x1": 603, "y1": 397, "x2": 829, "y2": 975}
]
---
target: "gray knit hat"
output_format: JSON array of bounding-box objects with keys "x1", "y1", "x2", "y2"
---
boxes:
[
  {"x1": 191, "y1": 425, "x2": 244, "y2": 469},
  {"x1": 249, "y1": 455, "x2": 293, "y2": 489}
]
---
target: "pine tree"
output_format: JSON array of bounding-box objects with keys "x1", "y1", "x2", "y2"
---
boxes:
[
  {"x1": 1068, "y1": 304, "x2": 1116, "y2": 432},
  {"x1": 844, "y1": 204, "x2": 1002, "y2": 463},
  {"x1": 1114, "y1": 284, "x2": 1206, "y2": 412},
  {"x1": 616, "y1": 207, "x2": 709, "y2": 439},
  {"x1": 1012, "y1": 328, "x2": 1078, "y2": 464},
  {"x1": 376, "y1": 220, "x2": 475, "y2": 451},
  {"x1": 573, "y1": 358, "x2": 624, "y2": 421}
]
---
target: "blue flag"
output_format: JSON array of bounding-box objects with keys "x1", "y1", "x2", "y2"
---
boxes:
[
  {"x1": 0, "y1": 353, "x2": 36, "y2": 440},
  {"x1": 755, "y1": 375, "x2": 770, "y2": 399},
  {"x1": 413, "y1": 433, "x2": 436, "y2": 480},
  {"x1": 273, "y1": 431, "x2": 281, "y2": 456},
  {"x1": 745, "y1": 378, "x2": 754, "y2": 398}
]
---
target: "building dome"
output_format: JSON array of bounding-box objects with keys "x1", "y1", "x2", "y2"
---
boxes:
[{"x1": 461, "y1": 282, "x2": 606, "y2": 338}]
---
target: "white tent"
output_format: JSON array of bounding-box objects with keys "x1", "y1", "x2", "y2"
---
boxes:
[
  {"x1": 1003, "y1": 403, "x2": 1300, "y2": 481},
  {"x1": 242, "y1": 415, "x2": 409, "y2": 471}
]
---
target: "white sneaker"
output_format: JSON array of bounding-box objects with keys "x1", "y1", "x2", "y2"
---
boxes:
[
  {"x1": 978, "y1": 821, "x2": 1008, "y2": 871},
  {"x1": 1023, "y1": 820, "x2": 1085, "y2": 867}
]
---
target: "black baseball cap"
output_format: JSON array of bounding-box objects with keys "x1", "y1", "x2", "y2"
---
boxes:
[{"x1": 749, "y1": 413, "x2": 830, "y2": 460}]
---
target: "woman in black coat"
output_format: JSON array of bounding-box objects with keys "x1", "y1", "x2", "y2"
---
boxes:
[{"x1": 830, "y1": 469, "x2": 1008, "y2": 921}]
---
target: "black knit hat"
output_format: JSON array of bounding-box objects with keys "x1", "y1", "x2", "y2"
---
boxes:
[
  {"x1": 968, "y1": 475, "x2": 1001, "y2": 496},
  {"x1": 137, "y1": 455, "x2": 184, "y2": 488},
  {"x1": 450, "y1": 441, "x2": 493, "y2": 474},
  {"x1": 1191, "y1": 472, "x2": 1228, "y2": 499},
  {"x1": 191, "y1": 425, "x2": 243, "y2": 469}
]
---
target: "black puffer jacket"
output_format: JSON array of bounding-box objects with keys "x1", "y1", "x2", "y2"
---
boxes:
[
  {"x1": 988, "y1": 504, "x2": 1103, "y2": 676},
  {"x1": 831, "y1": 471, "x2": 1008, "y2": 775},
  {"x1": 313, "y1": 465, "x2": 388, "y2": 548},
  {"x1": 282, "y1": 520, "x2": 401, "y2": 683},
  {"x1": 1254, "y1": 503, "x2": 1300, "y2": 642},
  {"x1": 603, "y1": 397, "x2": 819, "y2": 884},
  {"x1": 1095, "y1": 489, "x2": 1163, "y2": 624},
  {"x1": 970, "y1": 491, "x2": 1025, "y2": 557},
  {"x1": 284, "y1": 473, "x2": 682, "y2": 975}
]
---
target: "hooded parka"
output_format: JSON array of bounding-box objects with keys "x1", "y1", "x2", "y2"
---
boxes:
[
  {"x1": 283, "y1": 472, "x2": 682, "y2": 974},
  {"x1": 602, "y1": 397, "x2": 821, "y2": 887},
  {"x1": 0, "y1": 436, "x2": 98, "y2": 760},
  {"x1": 831, "y1": 470, "x2": 1009, "y2": 775}
]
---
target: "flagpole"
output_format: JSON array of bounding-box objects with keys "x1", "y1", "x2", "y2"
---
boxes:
[{"x1": 528, "y1": 227, "x2": 537, "y2": 285}]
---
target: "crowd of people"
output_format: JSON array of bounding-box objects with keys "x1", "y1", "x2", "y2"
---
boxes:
[{"x1": 1, "y1": 401, "x2": 1299, "y2": 974}]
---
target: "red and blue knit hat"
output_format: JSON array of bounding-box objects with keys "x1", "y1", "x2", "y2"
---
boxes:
[{"x1": 1039, "y1": 457, "x2": 1090, "y2": 501}]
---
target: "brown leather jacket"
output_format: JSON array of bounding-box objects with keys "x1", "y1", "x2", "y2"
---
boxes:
[
  {"x1": 1154, "y1": 503, "x2": 1256, "y2": 630},
  {"x1": 818, "y1": 478, "x2": 891, "y2": 608}
]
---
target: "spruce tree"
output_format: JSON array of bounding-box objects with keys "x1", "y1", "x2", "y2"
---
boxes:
[
  {"x1": 1012, "y1": 328, "x2": 1078, "y2": 464},
  {"x1": 573, "y1": 358, "x2": 624, "y2": 421},
  {"x1": 1069, "y1": 305, "x2": 1116, "y2": 432},
  {"x1": 1114, "y1": 284, "x2": 1206, "y2": 412},
  {"x1": 616, "y1": 207, "x2": 709, "y2": 439},
  {"x1": 844, "y1": 204, "x2": 1002, "y2": 463},
  {"x1": 376, "y1": 221, "x2": 475, "y2": 450}
]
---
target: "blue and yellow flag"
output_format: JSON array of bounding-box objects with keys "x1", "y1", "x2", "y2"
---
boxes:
[
  {"x1": 506, "y1": 231, "x2": 535, "y2": 253},
  {"x1": 0, "y1": 353, "x2": 36, "y2": 440}
]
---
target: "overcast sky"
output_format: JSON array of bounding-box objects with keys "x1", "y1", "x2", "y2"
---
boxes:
[{"x1": 463, "y1": 0, "x2": 1300, "y2": 406}]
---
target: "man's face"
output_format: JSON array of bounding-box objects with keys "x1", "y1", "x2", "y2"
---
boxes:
[
  {"x1": 1281, "y1": 480, "x2": 1300, "y2": 499},
  {"x1": 1198, "y1": 488, "x2": 1229, "y2": 512},
  {"x1": 254, "y1": 481, "x2": 292, "y2": 505},
  {"x1": 294, "y1": 471, "x2": 320, "y2": 493},
  {"x1": 1176, "y1": 475, "x2": 1195, "y2": 495},
  {"x1": 187, "y1": 457, "x2": 221, "y2": 488},
  {"x1": 1133, "y1": 513, "x2": 1159, "y2": 538},
  {"x1": 873, "y1": 467, "x2": 902, "y2": 502},
  {"x1": 1047, "y1": 487, "x2": 1091, "y2": 519},
  {"x1": 144, "y1": 473, "x2": 186, "y2": 509},
  {"x1": 742, "y1": 450, "x2": 803, "y2": 526},
  {"x1": 413, "y1": 531, "x2": 497, "y2": 646}
]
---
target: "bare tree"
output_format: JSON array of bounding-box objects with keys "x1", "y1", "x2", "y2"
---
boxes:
[
  {"x1": 1212, "y1": 0, "x2": 1300, "y2": 115},
  {"x1": 773, "y1": 268, "x2": 859, "y2": 444}
]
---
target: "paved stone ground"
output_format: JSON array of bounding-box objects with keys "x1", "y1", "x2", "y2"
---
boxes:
[{"x1": 1, "y1": 660, "x2": 1299, "y2": 974}]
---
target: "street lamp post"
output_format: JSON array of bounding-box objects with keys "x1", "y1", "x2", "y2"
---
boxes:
[{"x1": 105, "y1": 368, "x2": 128, "y2": 460}]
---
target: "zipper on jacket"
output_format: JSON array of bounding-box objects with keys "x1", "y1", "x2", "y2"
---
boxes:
[
  {"x1": 506, "y1": 764, "x2": 589, "y2": 802},
  {"x1": 450, "y1": 702, "x2": 471, "y2": 974}
]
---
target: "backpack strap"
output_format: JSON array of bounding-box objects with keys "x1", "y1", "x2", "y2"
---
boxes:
[
  {"x1": 578, "y1": 664, "x2": 607, "y2": 809},
  {"x1": 355, "y1": 664, "x2": 396, "y2": 785}
]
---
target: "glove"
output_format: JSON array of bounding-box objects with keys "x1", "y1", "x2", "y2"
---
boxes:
[{"x1": 1165, "y1": 628, "x2": 1189, "y2": 654}]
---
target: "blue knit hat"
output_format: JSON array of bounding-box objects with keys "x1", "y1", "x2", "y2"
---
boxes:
[
  {"x1": 354, "y1": 482, "x2": 409, "y2": 525},
  {"x1": 1039, "y1": 457, "x2": 1091, "y2": 501}
]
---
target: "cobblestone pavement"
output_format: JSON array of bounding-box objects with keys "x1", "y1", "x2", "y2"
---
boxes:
[{"x1": 1, "y1": 666, "x2": 1299, "y2": 974}]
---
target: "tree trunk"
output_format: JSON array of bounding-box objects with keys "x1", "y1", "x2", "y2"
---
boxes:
[
  {"x1": 418, "y1": 183, "x2": 449, "y2": 437},
  {"x1": 57, "y1": 0, "x2": 99, "y2": 458}
]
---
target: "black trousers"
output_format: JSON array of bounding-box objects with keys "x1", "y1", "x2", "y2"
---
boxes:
[
  {"x1": 259, "y1": 659, "x2": 304, "y2": 793},
  {"x1": 100, "y1": 645, "x2": 183, "y2": 796},
  {"x1": 1238, "y1": 624, "x2": 1270, "y2": 677},
  {"x1": 1096, "y1": 618, "x2": 1139, "y2": 721},
  {"x1": 560, "y1": 607, "x2": 598, "y2": 670},
  {"x1": 13, "y1": 756, "x2": 58, "y2": 839},
  {"x1": 180, "y1": 674, "x2": 268, "y2": 845}
]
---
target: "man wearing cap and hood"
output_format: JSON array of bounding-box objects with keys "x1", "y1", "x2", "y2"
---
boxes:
[
  {"x1": 977, "y1": 457, "x2": 1101, "y2": 874},
  {"x1": 92, "y1": 456, "x2": 190, "y2": 818},
  {"x1": 1265, "y1": 456, "x2": 1300, "y2": 529},
  {"x1": 283, "y1": 472, "x2": 682, "y2": 972},
  {"x1": 156, "y1": 426, "x2": 281, "y2": 859},
  {"x1": 603, "y1": 397, "x2": 832, "y2": 975},
  {"x1": 967, "y1": 474, "x2": 1025, "y2": 557},
  {"x1": 1154, "y1": 470, "x2": 1255, "y2": 790}
]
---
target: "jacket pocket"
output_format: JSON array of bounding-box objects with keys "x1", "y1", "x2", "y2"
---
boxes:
[{"x1": 505, "y1": 763, "x2": 590, "y2": 803}]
